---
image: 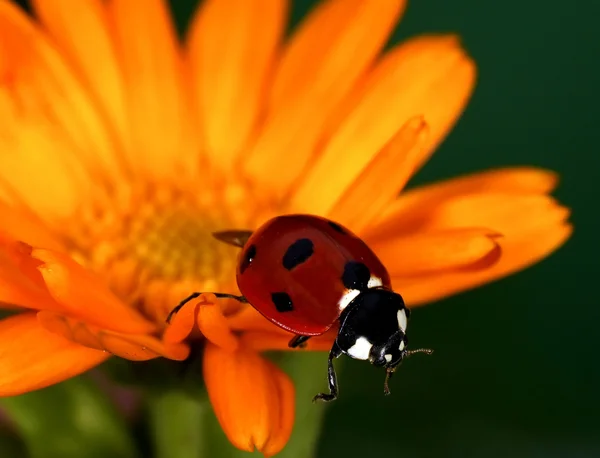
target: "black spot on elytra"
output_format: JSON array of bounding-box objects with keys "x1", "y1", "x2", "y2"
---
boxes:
[
  {"x1": 282, "y1": 238, "x2": 314, "y2": 270},
  {"x1": 342, "y1": 261, "x2": 371, "y2": 290},
  {"x1": 328, "y1": 220, "x2": 347, "y2": 234},
  {"x1": 271, "y1": 292, "x2": 294, "y2": 312},
  {"x1": 240, "y1": 244, "x2": 256, "y2": 274}
]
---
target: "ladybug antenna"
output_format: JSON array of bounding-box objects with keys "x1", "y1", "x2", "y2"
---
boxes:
[
  {"x1": 212, "y1": 230, "x2": 253, "y2": 248},
  {"x1": 405, "y1": 348, "x2": 434, "y2": 357}
]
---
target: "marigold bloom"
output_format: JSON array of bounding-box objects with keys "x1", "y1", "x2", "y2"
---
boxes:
[{"x1": 0, "y1": 0, "x2": 571, "y2": 455}]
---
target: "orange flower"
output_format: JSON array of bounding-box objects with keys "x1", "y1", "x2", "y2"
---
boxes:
[{"x1": 0, "y1": 0, "x2": 571, "y2": 456}]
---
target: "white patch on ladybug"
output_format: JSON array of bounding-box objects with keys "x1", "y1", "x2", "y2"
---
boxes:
[
  {"x1": 397, "y1": 309, "x2": 407, "y2": 333},
  {"x1": 346, "y1": 337, "x2": 373, "y2": 360},
  {"x1": 384, "y1": 354, "x2": 392, "y2": 363},
  {"x1": 338, "y1": 289, "x2": 361, "y2": 311},
  {"x1": 338, "y1": 276, "x2": 383, "y2": 311},
  {"x1": 399, "y1": 340, "x2": 405, "y2": 351},
  {"x1": 367, "y1": 276, "x2": 383, "y2": 289}
]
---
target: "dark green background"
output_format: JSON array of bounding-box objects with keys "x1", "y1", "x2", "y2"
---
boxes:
[{"x1": 6, "y1": 0, "x2": 600, "y2": 457}]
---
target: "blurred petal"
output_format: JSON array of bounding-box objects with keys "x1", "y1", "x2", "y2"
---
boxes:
[
  {"x1": 204, "y1": 344, "x2": 294, "y2": 455},
  {"x1": 108, "y1": 0, "x2": 198, "y2": 179},
  {"x1": 0, "y1": 203, "x2": 62, "y2": 250},
  {"x1": 33, "y1": 249, "x2": 155, "y2": 334},
  {"x1": 0, "y1": 0, "x2": 123, "y2": 219},
  {"x1": 328, "y1": 116, "x2": 429, "y2": 231},
  {"x1": 397, "y1": 224, "x2": 572, "y2": 306},
  {"x1": 32, "y1": 0, "x2": 129, "y2": 149},
  {"x1": 188, "y1": 0, "x2": 286, "y2": 169},
  {"x1": 37, "y1": 311, "x2": 190, "y2": 361},
  {"x1": 370, "y1": 228, "x2": 502, "y2": 277},
  {"x1": 0, "y1": 313, "x2": 108, "y2": 396},
  {"x1": 291, "y1": 34, "x2": 476, "y2": 214},
  {"x1": 244, "y1": 0, "x2": 406, "y2": 195}
]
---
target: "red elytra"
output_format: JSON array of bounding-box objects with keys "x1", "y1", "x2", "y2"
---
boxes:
[{"x1": 236, "y1": 214, "x2": 391, "y2": 335}]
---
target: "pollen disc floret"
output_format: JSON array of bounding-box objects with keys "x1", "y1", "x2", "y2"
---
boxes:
[{"x1": 64, "y1": 177, "x2": 280, "y2": 322}]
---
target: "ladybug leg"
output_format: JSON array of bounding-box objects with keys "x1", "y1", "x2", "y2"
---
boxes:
[
  {"x1": 312, "y1": 342, "x2": 343, "y2": 403},
  {"x1": 166, "y1": 292, "x2": 248, "y2": 323},
  {"x1": 288, "y1": 335, "x2": 311, "y2": 349}
]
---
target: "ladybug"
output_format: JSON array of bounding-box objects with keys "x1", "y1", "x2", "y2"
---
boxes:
[{"x1": 167, "y1": 214, "x2": 432, "y2": 402}]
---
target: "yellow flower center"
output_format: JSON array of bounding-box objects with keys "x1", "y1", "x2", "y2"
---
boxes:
[{"x1": 65, "y1": 172, "x2": 281, "y2": 324}]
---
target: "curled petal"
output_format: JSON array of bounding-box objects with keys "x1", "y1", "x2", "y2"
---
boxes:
[
  {"x1": 0, "y1": 238, "x2": 56, "y2": 310},
  {"x1": 291, "y1": 34, "x2": 475, "y2": 215},
  {"x1": 373, "y1": 193, "x2": 569, "y2": 239},
  {"x1": 33, "y1": 249, "x2": 155, "y2": 334},
  {"x1": 328, "y1": 116, "x2": 429, "y2": 231},
  {"x1": 38, "y1": 311, "x2": 189, "y2": 362},
  {"x1": 397, "y1": 223, "x2": 572, "y2": 306},
  {"x1": 369, "y1": 228, "x2": 502, "y2": 277},
  {"x1": 197, "y1": 303, "x2": 238, "y2": 352},
  {"x1": 367, "y1": 167, "x2": 560, "y2": 237},
  {"x1": 0, "y1": 313, "x2": 108, "y2": 396},
  {"x1": 204, "y1": 344, "x2": 294, "y2": 455}
]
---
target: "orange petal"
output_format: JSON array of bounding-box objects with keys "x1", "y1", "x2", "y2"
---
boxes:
[
  {"x1": 0, "y1": 1, "x2": 123, "y2": 219},
  {"x1": 163, "y1": 299, "x2": 199, "y2": 344},
  {"x1": 0, "y1": 312, "x2": 109, "y2": 396},
  {"x1": 369, "y1": 167, "x2": 559, "y2": 235},
  {"x1": 327, "y1": 116, "x2": 429, "y2": 231},
  {"x1": 187, "y1": 0, "x2": 286, "y2": 169},
  {"x1": 261, "y1": 365, "x2": 296, "y2": 458},
  {"x1": 244, "y1": 0, "x2": 406, "y2": 196},
  {"x1": 290, "y1": 34, "x2": 476, "y2": 215},
  {"x1": 108, "y1": 0, "x2": 198, "y2": 180},
  {"x1": 32, "y1": 249, "x2": 155, "y2": 334},
  {"x1": 240, "y1": 329, "x2": 336, "y2": 353},
  {"x1": 371, "y1": 193, "x2": 570, "y2": 239},
  {"x1": 370, "y1": 228, "x2": 502, "y2": 277},
  {"x1": 37, "y1": 310, "x2": 190, "y2": 362},
  {"x1": 98, "y1": 331, "x2": 189, "y2": 362},
  {"x1": 397, "y1": 223, "x2": 572, "y2": 306},
  {"x1": 0, "y1": 239, "x2": 57, "y2": 310},
  {"x1": 204, "y1": 344, "x2": 295, "y2": 455},
  {"x1": 197, "y1": 303, "x2": 238, "y2": 352},
  {"x1": 0, "y1": 203, "x2": 62, "y2": 250},
  {"x1": 227, "y1": 304, "x2": 280, "y2": 333},
  {"x1": 31, "y1": 0, "x2": 129, "y2": 153}
]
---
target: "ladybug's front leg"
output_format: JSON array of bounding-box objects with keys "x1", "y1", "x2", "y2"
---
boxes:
[{"x1": 312, "y1": 342, "x2": 343, "y2": 403}]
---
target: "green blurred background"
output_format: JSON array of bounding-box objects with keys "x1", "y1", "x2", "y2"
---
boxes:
[{"x1": 4, "y1": 0, "x2": 599, "y2": 457}]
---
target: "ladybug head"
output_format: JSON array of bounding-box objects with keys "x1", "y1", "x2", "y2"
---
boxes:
[{"x1": 336, "y1": 288, "x2": 433, "y2": 394}]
